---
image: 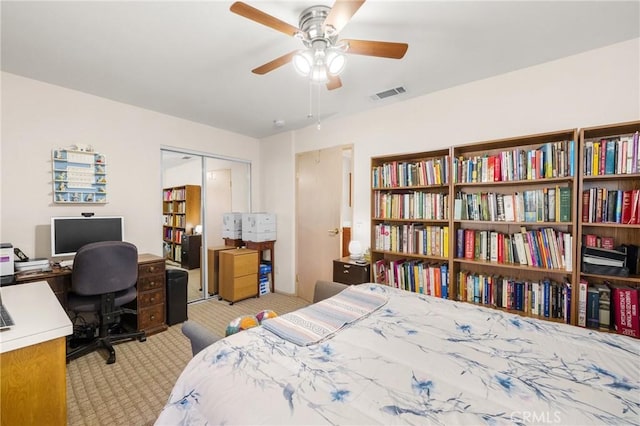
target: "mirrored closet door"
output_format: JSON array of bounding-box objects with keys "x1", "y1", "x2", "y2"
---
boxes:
[{"x1": 161, "y1": 149, "x2": 251, "y2": 303}]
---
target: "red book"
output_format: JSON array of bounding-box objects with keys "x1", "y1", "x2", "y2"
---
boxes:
[
  {"x1": 631, "y1": 189, "x2": 640, "y2": 225},
  {"x1": 582, "y1": 190, "x2": 590, "y2": 223},
  {"x1": 493, "y1": 155, "x2": 501, "y2": 182},
  {"x1": 497, "y1": 233, "x2": 504, "y2": 263},
  {"x1": 613, "y1": 287, "x2": 640, "y2": 338},
  {"x1": 464, "y1": 229, "x2": 475, "y2": 259},
  {"x1": 601, "y1": 237, "x2": 614, "y2": 250},
  {"x1": 621, "y1": 190, "x2": 633, "y2": 224},
  {"x1": 584, "y1": 234, "x2": 597, "y2": 247},
  {"x1": 599, "y1": 141, "x2": 607, "y2": 175}
]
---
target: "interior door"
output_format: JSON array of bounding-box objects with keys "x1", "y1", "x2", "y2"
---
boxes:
[{"x1": 296, "y1": 146, "x2": 343, "y2": 302}]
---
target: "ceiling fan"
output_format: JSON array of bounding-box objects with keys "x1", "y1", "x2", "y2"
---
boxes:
[{"x1": 230, "y1": 0, "x2": 408, "y2": 90}]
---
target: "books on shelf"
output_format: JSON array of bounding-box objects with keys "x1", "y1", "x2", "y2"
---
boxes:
[
  {"x1": 374, "y1": 223, "x2": 448, "y2": 257},
  {"x1": 373, "y1": 258, "x2": 448, "y2": 298},
  {"x1": 373, "y1": 191, "x2": 449, "y2": 220},
  {"x1": 372, "y1": 156, "x2": 450, "y2": 188},
  {"x1": 456, "y1": 227, "x2": 571, "y2": 270},
  {"x1": 583, "y1": 131, "x2": 640, "y2": 176},
  {"x1": 456, "y1": 271, "x2": 570, "y2": 321},
  {"x1": 582, "y1": 188, "x2": 640, "y2": 224},
  {"x1": 454, "y1": 187, "x2": 570, "y2": 223},
  {"x1": 452, "y1": 140, "x2": 575, "y2": 183}
]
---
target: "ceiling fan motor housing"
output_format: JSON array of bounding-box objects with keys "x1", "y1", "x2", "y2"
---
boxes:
[{"x1": 298, "y1": 5, "x2": 337, "y2": 47}]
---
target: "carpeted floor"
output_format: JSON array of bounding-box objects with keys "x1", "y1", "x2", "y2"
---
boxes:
[{"x1": 66, "y1": 292, "x2": 308, "y2": 425}]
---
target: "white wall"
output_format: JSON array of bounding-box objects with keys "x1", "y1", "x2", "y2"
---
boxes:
[
  {"x1": 0, "y1": 72, "x2": 261, "y2": 259},
  {"x1": 2, "y1": 39, "x2": 638, "y2": 295},
  {"x1": 263, "y1": 38, "x2": 640, "y2": 294}
]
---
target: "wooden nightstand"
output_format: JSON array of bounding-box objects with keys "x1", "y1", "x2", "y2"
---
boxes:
[{"x1": 332, "y1": 257, "x2": 371, "y2": 285}]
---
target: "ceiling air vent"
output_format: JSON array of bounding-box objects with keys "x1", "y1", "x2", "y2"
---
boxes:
[{"x1": 370, "y1": 86, "x2": 407, "y2": 101}]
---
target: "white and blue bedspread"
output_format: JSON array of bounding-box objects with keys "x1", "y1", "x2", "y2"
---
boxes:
[{"x1": 156, "y1": 284, "x2": 640, "y2": 425}]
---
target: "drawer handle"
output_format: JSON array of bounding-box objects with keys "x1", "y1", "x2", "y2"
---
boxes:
[
  {"x1": 150, "y1": 314, "x2": 155, "y2": 320},
  {"x1": 343, "y1": 265, "x2": 351, "y2": 269},
  {"x1": 149, "y1": 266, "x2": 155, "y2": 272},
  {"x1": 343, "y1": 270, "x2": 350, "y2": 274},
  {"x1": 149, "y1": 281, "x2": 155, "y2": 286},
  {"x1": 150, "y1": 297, "x2": 155, "y2": 303}
]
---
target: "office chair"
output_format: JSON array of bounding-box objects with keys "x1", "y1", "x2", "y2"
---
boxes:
[{"x1": 66, "y1": 241, "x2": 146, "y2": 364}]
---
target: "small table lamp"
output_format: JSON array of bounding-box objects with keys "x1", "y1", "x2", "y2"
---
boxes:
[{"x1": 348, "y1": 240, "x2": 364, "y2": 260}]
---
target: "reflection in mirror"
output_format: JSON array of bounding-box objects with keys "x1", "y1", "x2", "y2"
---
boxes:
[{"x1": 161, "y1": 149, "x2": 251, "y2": 303}]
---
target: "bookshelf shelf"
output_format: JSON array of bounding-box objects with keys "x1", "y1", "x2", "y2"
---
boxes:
[
  {"x1": 453, "y1": 258, "x2": 571, "y2": 274},
  {"x1": 453, "y1": 176, "x2": 573, "y2": 187}
]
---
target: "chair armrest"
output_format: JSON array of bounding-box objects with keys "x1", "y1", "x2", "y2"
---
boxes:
[
  {"x1": 181, "y1": 321, "x2": 222, "y2": 356},
  {"x1": 313, "y1": 280, "x2": 349, "y2": 303}
]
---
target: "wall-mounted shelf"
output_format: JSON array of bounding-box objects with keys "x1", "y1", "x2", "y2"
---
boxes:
[{"x1": 52, "y1": 148, "x2": 107, "y2": 204}]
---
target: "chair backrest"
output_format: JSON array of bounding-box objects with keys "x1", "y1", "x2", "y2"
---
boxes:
[{"x1": 71, "y1": 241, "x2": 138, "y2": 296}]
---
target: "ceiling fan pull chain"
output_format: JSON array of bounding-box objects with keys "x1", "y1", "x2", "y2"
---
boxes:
[
  {"x1": 316, "y1": 84, "x2": 322, "y2": 130},
  {"x1": 307, "y1": 81, "x2": 314, "y2": 119}
]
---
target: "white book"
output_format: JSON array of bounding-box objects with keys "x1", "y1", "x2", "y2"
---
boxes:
[
  {"x1": 578, "y1": 280, "x2": 588, "y2": 327},
  {"x1": 531, "y1": 282, "x2": 539, "y2": 316},
  {"x1": 490, "y1": 232, "x2": 498, "y2": 262},
  {"x1": 503, "y1": 195, "x2": 515, "y2": 222},
  {"x1": 513, "y1": 232, "x2": 528, "y2": 265},
  {"x1": 563, "y1": 233, "x2": 573, "y2": 272}
]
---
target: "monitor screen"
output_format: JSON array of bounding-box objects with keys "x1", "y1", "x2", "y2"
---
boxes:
[{"x1": 51, "y1": 216, "x2": 124, "y2": 257}]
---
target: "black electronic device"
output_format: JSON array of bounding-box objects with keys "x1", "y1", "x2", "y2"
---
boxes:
[
  {"x1": 13, "y1": 247, "x2": 29, "y2": 262},
  {"x1": 50, "y1": 216, "x2": 124, "y2": 257}
]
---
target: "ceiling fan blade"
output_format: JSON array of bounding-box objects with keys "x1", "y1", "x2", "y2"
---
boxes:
[
  {"x1": 326, "y1": 75, "x2": 343, "y2": 91},
  {"x1": 324, "y1": 0, "x2": 366, "y2": 34},
  {"x1": 230, "y1": 2, "x2": 300, "y2": 37},
  {"x1": 252, "y1": 51, "x2": 297, "y2": 75},
  {"x1": 342, "y1": 39, "x2": 408, "y2": 59}
]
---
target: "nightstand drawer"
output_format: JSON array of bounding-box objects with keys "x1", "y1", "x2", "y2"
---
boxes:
[
  {"x1": 139, "y1": 261, "x2": 164, "y2": 277},
  {"x1": 138, "y1": 273, "x2": 165, "y2": 291},
  {"x1": 333, "y1": 257, "x2": 370, "y2": 285}
]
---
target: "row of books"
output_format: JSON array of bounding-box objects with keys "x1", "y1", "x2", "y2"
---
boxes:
[
  {"x1": 162, "y1": 214, "x2": 187, "y2": 228},
  {"x1": 452, "y1": 140, "x2": 575, "y2": 184},
  {"x1": 457, "y1": 271, "x2": 571, "y2": 321},
  {"x1": 373, "y1": 259, "x2": 449, "y2": 298},
  {"x1": 374, "y1": 223, "x2": 449, "y2": 257},
  {"x1": 372, "y1": 156, "x2": 450, "y2": 188},
  {"x1": 583, "y1": 132, "x2": 640, "y2": 176},
  {"x1": 578, "y1": 280, "x2": 639, "y2": 338},
  {"x1": 581, "y1": 188, "x2": 640, "y2": 224},
  {"x1": 162, "y1": 242, "x2": 183, "y2": 262},
  {"x1": 454, "y1": 186, "x2": 571, "y2": 223},
  {"x1": 163, "y1": 188, "x2": 189, "y2": 201},
  {"x1": 163, "y1": 228, "x2": 185, "y2": 244},
  {"x1": 456, "y1": 227, "x2": 572, "y2": 271},
  {"x1": 373, "y1": 191, "x2": 449, "y2": 221}
]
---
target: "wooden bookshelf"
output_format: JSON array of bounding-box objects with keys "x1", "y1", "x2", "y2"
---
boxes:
[
  {"x1": 577, "y1": 120, "x2": 640, "y2": 335},
  {"x1": 370, "y1": 149, "x2": 451, "y2": 297},
  {"x1": 450, "y1": 129, "x2": 578, "y2": 324},
  {"x1": 162, "y1": 185, "x2": 201, "y2": 263}
]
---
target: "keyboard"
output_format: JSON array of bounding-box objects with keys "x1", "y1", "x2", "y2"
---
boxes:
[{"x1": 0, "y1": 303, "x2": 15, "y2": 330}]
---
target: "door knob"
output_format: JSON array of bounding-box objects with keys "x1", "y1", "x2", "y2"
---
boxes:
[{"x1": 328, "y1": 228, "x2": 339, "y2": 235}]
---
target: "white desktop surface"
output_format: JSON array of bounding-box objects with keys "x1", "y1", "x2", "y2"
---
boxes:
[{"x1": 0, "y1": 281, "x2": 72, "y2": 353}]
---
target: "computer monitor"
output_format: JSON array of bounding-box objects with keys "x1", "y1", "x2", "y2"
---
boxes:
[{"x1": 50, "y1": 216, "x2": 124, "y2": 257}]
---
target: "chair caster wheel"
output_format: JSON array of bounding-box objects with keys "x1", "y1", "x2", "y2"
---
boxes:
[{"x1": 139, "y1": 336, "x2": 147, "y2": 342}]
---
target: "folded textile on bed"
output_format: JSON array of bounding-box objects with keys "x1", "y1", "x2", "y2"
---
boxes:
[{"x1": 262, "y1": 285, "x2": 388, "y2": 346}]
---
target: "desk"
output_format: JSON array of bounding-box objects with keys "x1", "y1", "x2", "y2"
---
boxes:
[
  {"x1": 15, "y1": 253, "x2": 167, "y2": 336},
  {"x1": 0, "y1": 281, "x2": 73, "y2": 425}
]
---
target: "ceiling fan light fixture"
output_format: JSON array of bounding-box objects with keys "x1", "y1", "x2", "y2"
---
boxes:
[
  {"x1": 292, "y1": 50, "x2": 314, "y2": 76},
  {"x1": 326, "y1": 49, "x2": 346, "y2": 75},
  {"x1": 310, "y1": 64, "x2": 328, "y2": 83}
]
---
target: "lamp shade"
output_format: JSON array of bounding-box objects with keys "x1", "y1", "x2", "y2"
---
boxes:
[{"x1": 348, "y1": 240, "x2": 363, "y2": 260}]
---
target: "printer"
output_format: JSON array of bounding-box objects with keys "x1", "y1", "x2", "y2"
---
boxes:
[{"x1": 0, "y1": 243, "x2": 15, "y2": 286}]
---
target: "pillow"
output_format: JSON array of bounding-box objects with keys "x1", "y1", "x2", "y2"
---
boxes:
[
  {"x1": 255, "y1": 309, "x2": 278, "y2": 324},
  {"x1": 225, "y1": 315, "x2": 259, "y2": 337}
]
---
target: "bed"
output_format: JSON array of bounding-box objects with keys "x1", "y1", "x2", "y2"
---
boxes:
[{"x1": 155, "y1": 283, "x2": 639, "y2": 425}]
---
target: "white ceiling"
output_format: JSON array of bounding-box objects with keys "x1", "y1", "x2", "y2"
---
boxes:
[{"x1": 2, "y1": 1, "x2": 638, "y2": 139}]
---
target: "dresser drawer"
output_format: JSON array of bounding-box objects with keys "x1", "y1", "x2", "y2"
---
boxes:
[
  {"x1": 139, "y1": 260, "x2": 165, "y2": 277},
  {"x1": 233, "y1": 254, "x2": 258, "y2": 276},
  {"x1": 138, "y1": 273, "x2": 164, "y2": 291},
  {"x1": 137, "y1": 287, "x2": 164, "y2": 308},
  {"x1": 234, "y1": 274, "x2": 258, "y2": 300},
  {"x1": 138, "y1": 304, "x2": 165, "y2": 331}
]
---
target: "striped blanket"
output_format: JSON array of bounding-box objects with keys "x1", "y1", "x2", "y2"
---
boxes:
[{"x1": 262, "y1": 285, "x2": 388, "y2": 346}]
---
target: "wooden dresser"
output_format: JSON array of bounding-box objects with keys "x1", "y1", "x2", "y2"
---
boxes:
[
  {"x1": 219, "y1": 248, "x2": 258, "y2": 304},
  {"x1": 129, "y1": 254, "x2": 167, "y2": 335},
  {"x1": 333, "y1": 256, "x2": 371, "y2": 285}
]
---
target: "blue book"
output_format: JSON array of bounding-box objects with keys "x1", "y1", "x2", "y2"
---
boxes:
[
  {"x1": 616, "y1": 190, "x2": 623, "y2": 223},
  {"x1": 543, "y1": 280, "x2": 551, "y2": 317},
  {"x1": 440, "y1": 264, "x2": 448, "y2": 299},
  {"x1": 568, "y1": 140, "x2": 575, "y2": 177},
  {"x1": 586, "y1": 286, "x2": 600, "y2": 328},
  {"x1": 605, "y1": 140, "x2": 616, "y2": 174}
]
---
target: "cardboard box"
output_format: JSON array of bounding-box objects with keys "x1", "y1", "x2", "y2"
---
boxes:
[
  {"x1": 222, "y1": 213, "x2": 243, "y2": 239},
  {"x1": 242, "y1": 213, "x2": 276, "y2": 241},
  {"x1": 243, "y1": 231, "x2": 276, "y2": 242}
]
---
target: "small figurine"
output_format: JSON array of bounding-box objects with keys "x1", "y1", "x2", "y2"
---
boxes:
[
  {"x1": 71, "y1": 193, "x2": 80, "y2": 202},
  {"x1": 58, "y1": 182, "x2": 66, "y2": 191},
  {"x1": 85, "y1": 193, "x2": 94, "y2": 202},
  {"x1": 95, "y1": 154, "x2": 105, "y2": 164},
  {"x1": 56, "y1": 194, "x2": 65, "y2": 202}
]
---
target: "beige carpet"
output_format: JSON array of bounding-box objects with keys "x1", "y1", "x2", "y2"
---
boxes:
[{"x1": 66, "y1": 292, "x2": 308, "y2": 426}]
